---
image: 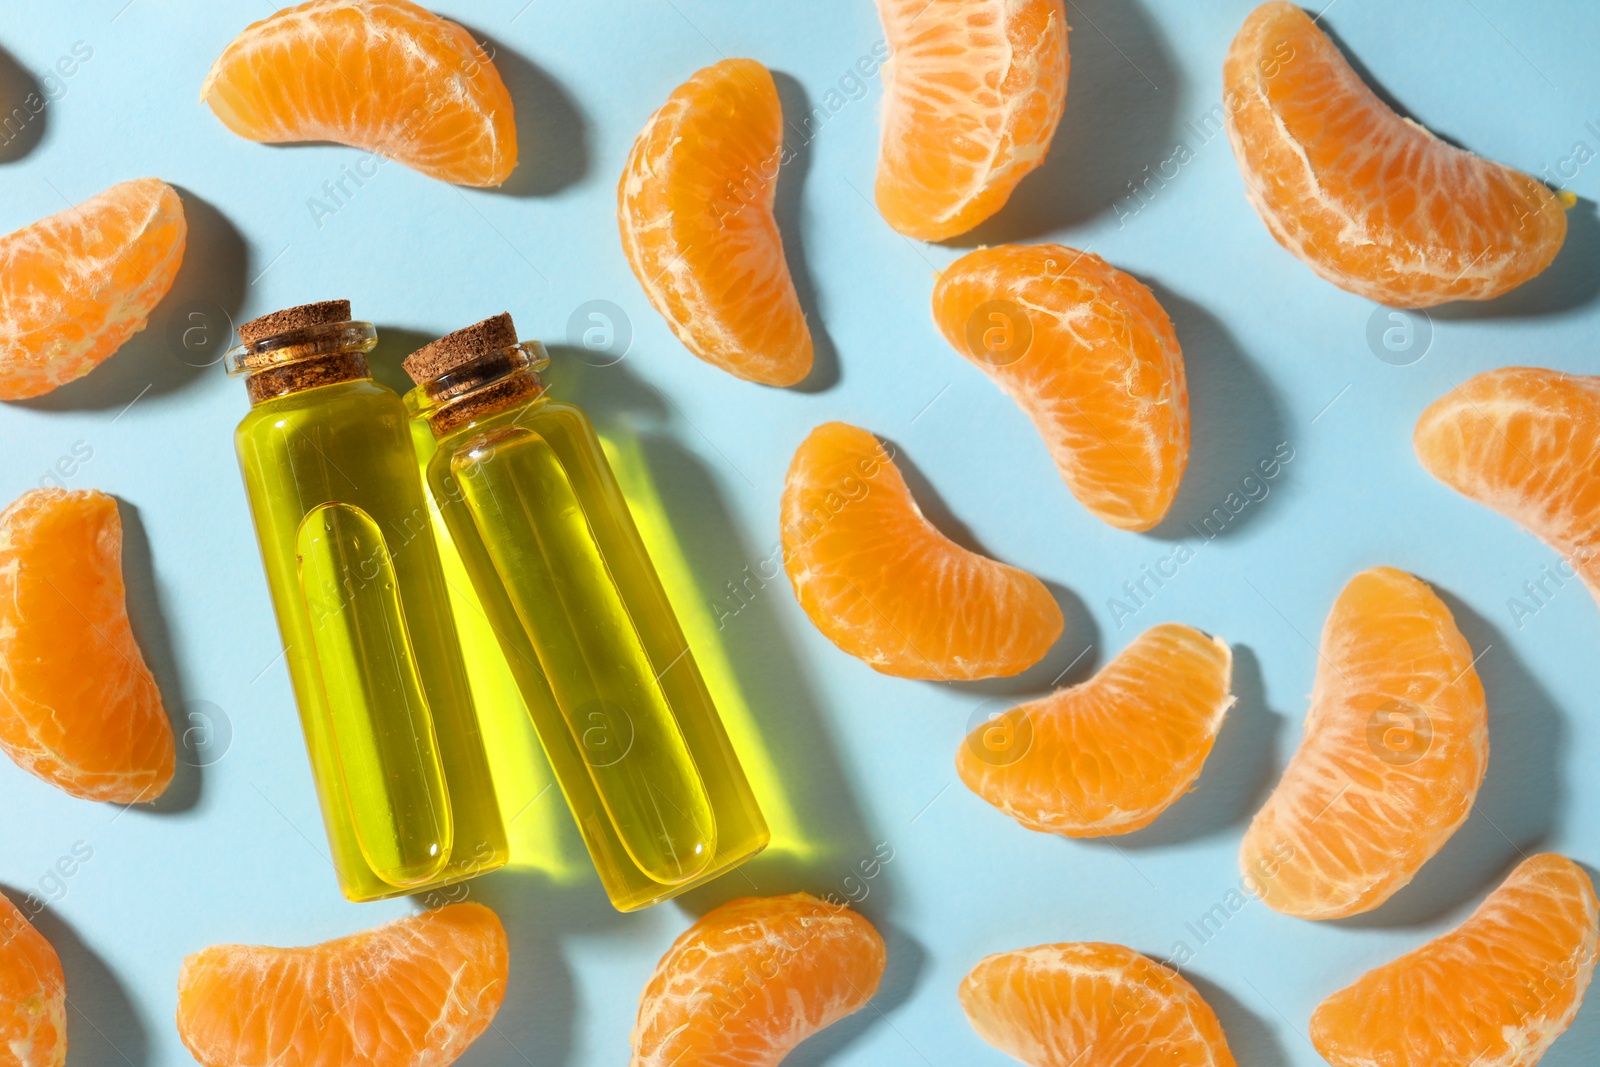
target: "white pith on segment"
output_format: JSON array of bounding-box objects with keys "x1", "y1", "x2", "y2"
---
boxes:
[
  {"x1": 960, "y1": 942, "x2": 1237, "y2": 1067},
  {"x1": 200, "y1": 0, "x2": 515, "y2": 185},
  {"x1": 931, "y1": 245, "x2": 1189, "y2": 531},
  {"x1": 1222, "y1": 1, "x2": 1564, "y2": 307},
  {"x1": 0, "y1": 178, "x2": 186, "y2": 399},
  {"x1": 1238, "y1": 566, "x2": 1488, "y2": 920},
  {"x1": 875, "y1": 0, "x2": 1068, "y2": 240},
  {"x1": 618, "y1": 59, "x2": 812, "y2": 387}
]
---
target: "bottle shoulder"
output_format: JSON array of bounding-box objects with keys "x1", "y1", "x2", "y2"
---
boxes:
[
  {"x1": 236, "y1": 379, "x2": 405, "y2": 441},
  {"x1": 433, "y1": 397, "x2": 597, "y2": 452}
]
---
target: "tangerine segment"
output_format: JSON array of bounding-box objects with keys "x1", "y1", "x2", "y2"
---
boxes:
[
  {"x1": 1312, "y1": 854, "x2": 1598, "y2": 1067},
  {"x1": 958, "y1": 624, "x2": 1232, "y2": 837},
  {"x1": 0, "y1": 893, "x2": 66, "y2": 1067},
  {"x1": 932, "y1": 244, "x2": 1189, "y2": 531},
  {"x1": 631, "y1": 893, "x2": 885, "y2": 1067},
  {"x1": 201, "y1": 0, "x2": 516, "y2": 187},
  {"x1": 960, "y1": 942, "x2": 1238, "y2": 1067},
  {"x1": 1240, "y1": 567, "x2": 1487, "y2": 920},
  {"x1": 0, "y1": 177, "x2": 186, "y2": 401},
  {"x1": 1223, "y1": 1, "x2": 1565, "y2": 307},
  {"x1": 781, "y1": 422, "x2": 1063, "y2": 680},
  {"x1": 0, "y1": 489, "x2": 174, "y2": 803},
  {"x1": 1415, "y1": 367, "x2": 1600, "y2": 603},
  {"x1": 176, "y1": 902, "x2": 507, "y2": 1067},
  {"x1": 618, "y1": 59, "x2": 813, "y2": 387},
  {"x1": 874, "y1": 0, "x2": 1069, "y2": 241}
]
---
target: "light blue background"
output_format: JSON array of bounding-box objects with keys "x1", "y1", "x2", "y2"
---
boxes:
[{"x1": 1, "y1": 1, "x2": 1597, "y2": 1064}]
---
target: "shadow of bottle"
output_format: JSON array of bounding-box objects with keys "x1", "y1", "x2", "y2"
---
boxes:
[
  {"x1": 548, "y1": 349, "x2": 882, "y2": 913},
  {"x1": 368, "y1": 326, "x2": 438, "y2": 394}
]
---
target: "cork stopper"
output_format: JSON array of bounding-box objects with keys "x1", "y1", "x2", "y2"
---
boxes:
[
  {"x1": 229, "y1": 300, "x2": 374, "y2": 404},
  {"x1": 403, "y1": 315, "x2": 548, "y2": 437},
  {"x1": 238, "y1": 300, "x2": 352, "y2": 345},
  {"x1": 403, "y1": 313, "x2": 518, "y2": 384}
]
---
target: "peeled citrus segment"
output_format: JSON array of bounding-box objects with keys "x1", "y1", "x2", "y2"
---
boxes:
[
  {"x1": 961, "y1": 942, "x2": 1238, "y2": 1067},
  {"x1": 0, "y1": 892, "x2": 66, "y2": 1067},
  {"x1": 631, "y1": 893, "x2": 885, "y2": 1067},
  {"x1": 958, "y1": 624, "x2": 1232, "y2": 837},
  {"x1": 1312, "y1": 853, "x2": 1598, "y2": 1067},
  {"x1": 932, "y1": 244, "x2": 1189, "y2": 531},
  {"x1": 176, "y1": 902, "x2": 507, "y2": 1067},
  {"x1": 201, "y1": 0, "x2": 516, "y2": 187},
  {"x1": 0, "y1": 489, "x2": 174, "y2": 803},
  {"x1": 618, "y1": 58, "x2": 812, "y2": 387},
  {"x1": 1223, "y1": 1, "x2": 1565, "y2": 307},
  {"x1": 0, "y1": 177, "x2": 186, "y2": 401},
  {"x1": 1240, "y1": 567, "x2": 1487, "y2": 920},
  {"x1": 1415, "y1": 367, "x2": 1600, "y2": 603},
  {"x1": 874, "y1": 0, "x2": 1069, "y2": 241},
  {"x1": 781, "y1": 421, "x2": 1063, "y2": 680}
]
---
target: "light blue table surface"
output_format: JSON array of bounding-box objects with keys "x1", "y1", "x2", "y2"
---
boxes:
[{"x1": 1, "y1": 1, "x2": 1597, "y2": 1064}]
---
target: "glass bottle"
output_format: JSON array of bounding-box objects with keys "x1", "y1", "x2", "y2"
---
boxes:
[
  {"x1": 228, "y1": 300, "x2": 508, "y2": 902},
  {"x1": 403, "y1": 313, "x2": 768, "y2": 911}
]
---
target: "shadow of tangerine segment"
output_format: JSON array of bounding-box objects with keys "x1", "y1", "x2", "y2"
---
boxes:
[
  {"x1": 957, "y1": 625, "x2": 1233, "y2": 838},
  {"x1": 1311, "y1": 854, "x2": 1598, "y2": 1067},
  {"x1": 0, "y1": 489, "x2": 176, "y2": 804},
  {"x1": 1239, "y1": 567, "x2": 1487, "y2": 921},
  {"x1": 932, "y1": 245, "x2": 1190, "y2": 532},
  {"x1": 1223, "y1": 1, "x2": 1566, "y2": 307},
  {"x1": 874, "y1": 0, "x2": 1069, "y2": 241}
]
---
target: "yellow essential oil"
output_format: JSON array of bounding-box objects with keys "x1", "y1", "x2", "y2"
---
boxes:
[
  {"x1": 408, "y1": 416, "x2": 584, "y2": 881},
  {"x1": 228, "y1": 301, "x2": 508, "y2": 902},
  {"x1": 403, "y1": 314, "x2": 768, "y2": 911}
]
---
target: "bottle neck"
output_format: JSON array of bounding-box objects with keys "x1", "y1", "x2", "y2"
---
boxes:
[
  {"x1": 405, "y1": 341, "x2": 551, "y2": 438},
  {"x1": 227, "y1": 321, "x2": 378, "y2": 405}
]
